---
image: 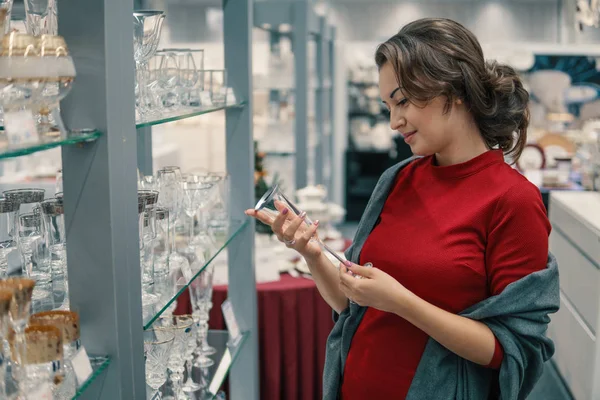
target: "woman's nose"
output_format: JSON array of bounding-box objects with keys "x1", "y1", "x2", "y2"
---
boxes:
[{"x1": 390, "y1": 111, "x2": 406, "y2": 132}]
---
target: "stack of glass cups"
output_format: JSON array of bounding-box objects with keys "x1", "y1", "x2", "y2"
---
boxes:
[{"x1": 29, "y1": 310, "x2": 79, "y2": 399}]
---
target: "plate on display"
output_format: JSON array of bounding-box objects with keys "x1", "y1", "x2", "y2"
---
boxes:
[
  {"x1": 517, "y1": 144, "x2": 546, "y2": 171},
  {"x1": 537, "y1": 133, "x2": 576, "y2": 168},
  {"x1": 564, "y1": 84, "x2": 600, "y2": 104}
]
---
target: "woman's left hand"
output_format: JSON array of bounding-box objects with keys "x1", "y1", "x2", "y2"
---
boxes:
[{"x1": 339, "y1": 262, "x2": 411, "y2": 314}]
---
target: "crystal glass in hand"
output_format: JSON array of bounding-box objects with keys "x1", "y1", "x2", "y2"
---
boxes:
[
  {"x1": 144, "y1": 328, "x2": 174, "y2": 399},
  {"x1": 254, "y1": 184, "x2": 346, "y2": 264}
]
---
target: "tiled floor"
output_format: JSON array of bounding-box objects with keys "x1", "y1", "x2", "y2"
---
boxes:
[{"x1": 337, "y1": 223, "x2": 573, "y2": 399}]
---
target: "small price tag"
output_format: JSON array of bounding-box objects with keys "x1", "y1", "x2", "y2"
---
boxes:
[
  {"x1": 4, "y1": 110, "x2": 39, "y2": 145},
  {"x1": 7, "y1": 249, "x2": 23, "y2": 275},
  {"x1": 221, "y1": 299, "x2": 241, "y2": 346},
  {"x1": 199, "y1": 91, "x2": 214, "y2": 107},
  {"x1": 72, "y1": 346, "x2": 93, "y2": 386},
  {"x1": 226, "y1": 88, "x2": 237, "y2": 104},
  {"x1": 27, "y1": 381, "x2": 52, "y2": 400}
]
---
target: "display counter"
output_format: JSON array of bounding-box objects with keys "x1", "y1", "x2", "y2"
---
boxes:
[{"x1": 548, "y1": 191, "x2": 600, "y2": 400}]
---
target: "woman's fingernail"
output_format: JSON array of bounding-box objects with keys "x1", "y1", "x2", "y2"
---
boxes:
[
  {"x1": 314, "y1": 220, "x2": 320, "y2": 226},
  {"x1": 344, "y1": 260, "x2": 352, "y2": 267},
  {"x1": 300, "y1": 211, "x2": 307, "y2": 219},
  {"x1": 282, "y1": 208, "x2": 289, "y2": 215}
]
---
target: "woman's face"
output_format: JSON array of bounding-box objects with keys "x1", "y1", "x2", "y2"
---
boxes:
[{"x1": 378, "y1": 62, "x2": 461, "y2": 157}]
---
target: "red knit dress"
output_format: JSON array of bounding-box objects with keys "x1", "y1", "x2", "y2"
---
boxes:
[{"x1": 340, "y1": 150, "x2": 551, "y2": 399}]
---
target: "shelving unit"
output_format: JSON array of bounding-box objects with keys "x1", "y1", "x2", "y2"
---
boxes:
[
  {"x1": 3, "y1": 0, "x2": 263, "y2": 399},
  {"x1": 254, "y1": 0, "x2": 336, "y2": 191}
]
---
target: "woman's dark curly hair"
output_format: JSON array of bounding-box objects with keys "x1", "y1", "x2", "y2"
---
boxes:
[{"x1": 375, "y1": 18, "x2": 529, "y2": 161}]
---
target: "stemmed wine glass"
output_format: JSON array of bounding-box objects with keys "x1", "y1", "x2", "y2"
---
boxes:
[
  {"x1": 156, "y1": 314, "x2": 193, "y2": 400},
  {"x1": 182, "y1": 178, "x2": 212, "y2": 259},
  {"x1": 190, "y1": 265, "x2": 216, "y2": 368}
]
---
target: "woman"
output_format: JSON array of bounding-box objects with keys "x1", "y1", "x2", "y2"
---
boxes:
[{"x1": 246, "y1": 18, "x2": 559, "y2": 400}]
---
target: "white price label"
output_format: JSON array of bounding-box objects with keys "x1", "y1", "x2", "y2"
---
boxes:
[
  {"x1": 72, "y1": 346, "x2": 93, "y2": 386},
  {"x1": 226, "y1": 88, "x2": 237, "y2": 104},
  {"x1": 4, "y1": 110, "x2": 39, "y2": 145},
  {"x1": 27, "y1": 381, "x2": 52, "y2": 400},
  {"x1": 221, "y1": 299, "x2": 241, "y2": 345},
  {"x1": 199, "y1": 91, "x2": 214, "y2": 107}
]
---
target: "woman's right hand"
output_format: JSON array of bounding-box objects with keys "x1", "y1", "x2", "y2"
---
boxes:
[{"x1": 245, "y1": 201, "x2": 323, "y2": 261}]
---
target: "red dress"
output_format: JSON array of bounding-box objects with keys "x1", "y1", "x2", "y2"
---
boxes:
[{"x1": 340, "y1": 150, "x2": 551, "y2": 399}]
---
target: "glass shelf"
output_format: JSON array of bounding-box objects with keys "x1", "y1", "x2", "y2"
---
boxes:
[
  {"x1": 156, "y1": 330, "x2": 248, "y2": 399},
  {"x1": 72, "y1": 355, "x2": 111, "y2": 399},
  {"x1": 136, "y1": 102, "x2": 246, "y2": 129},
  {"x1": 0, "y1": 129, "x2": 102, "y2": 160},
  {"x1": 142, "y1": 219, "x2": 249, "y2": 330},
  {"x1": 199, "y1": 330, "x2": 249, "y2": 399}
]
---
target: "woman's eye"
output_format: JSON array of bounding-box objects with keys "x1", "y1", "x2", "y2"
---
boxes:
[{"x1": 397, "y1": 98, "x2": 408, "y2": 106}]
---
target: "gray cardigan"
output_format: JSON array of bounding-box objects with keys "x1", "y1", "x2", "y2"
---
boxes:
[{"x1": 322, "y1": 157, "x2": 560, "y2": 400}]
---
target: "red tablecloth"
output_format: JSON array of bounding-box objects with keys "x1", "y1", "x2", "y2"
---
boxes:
[{"x1": 175, "y1": 274, "x2": 335, "y2": 400}]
